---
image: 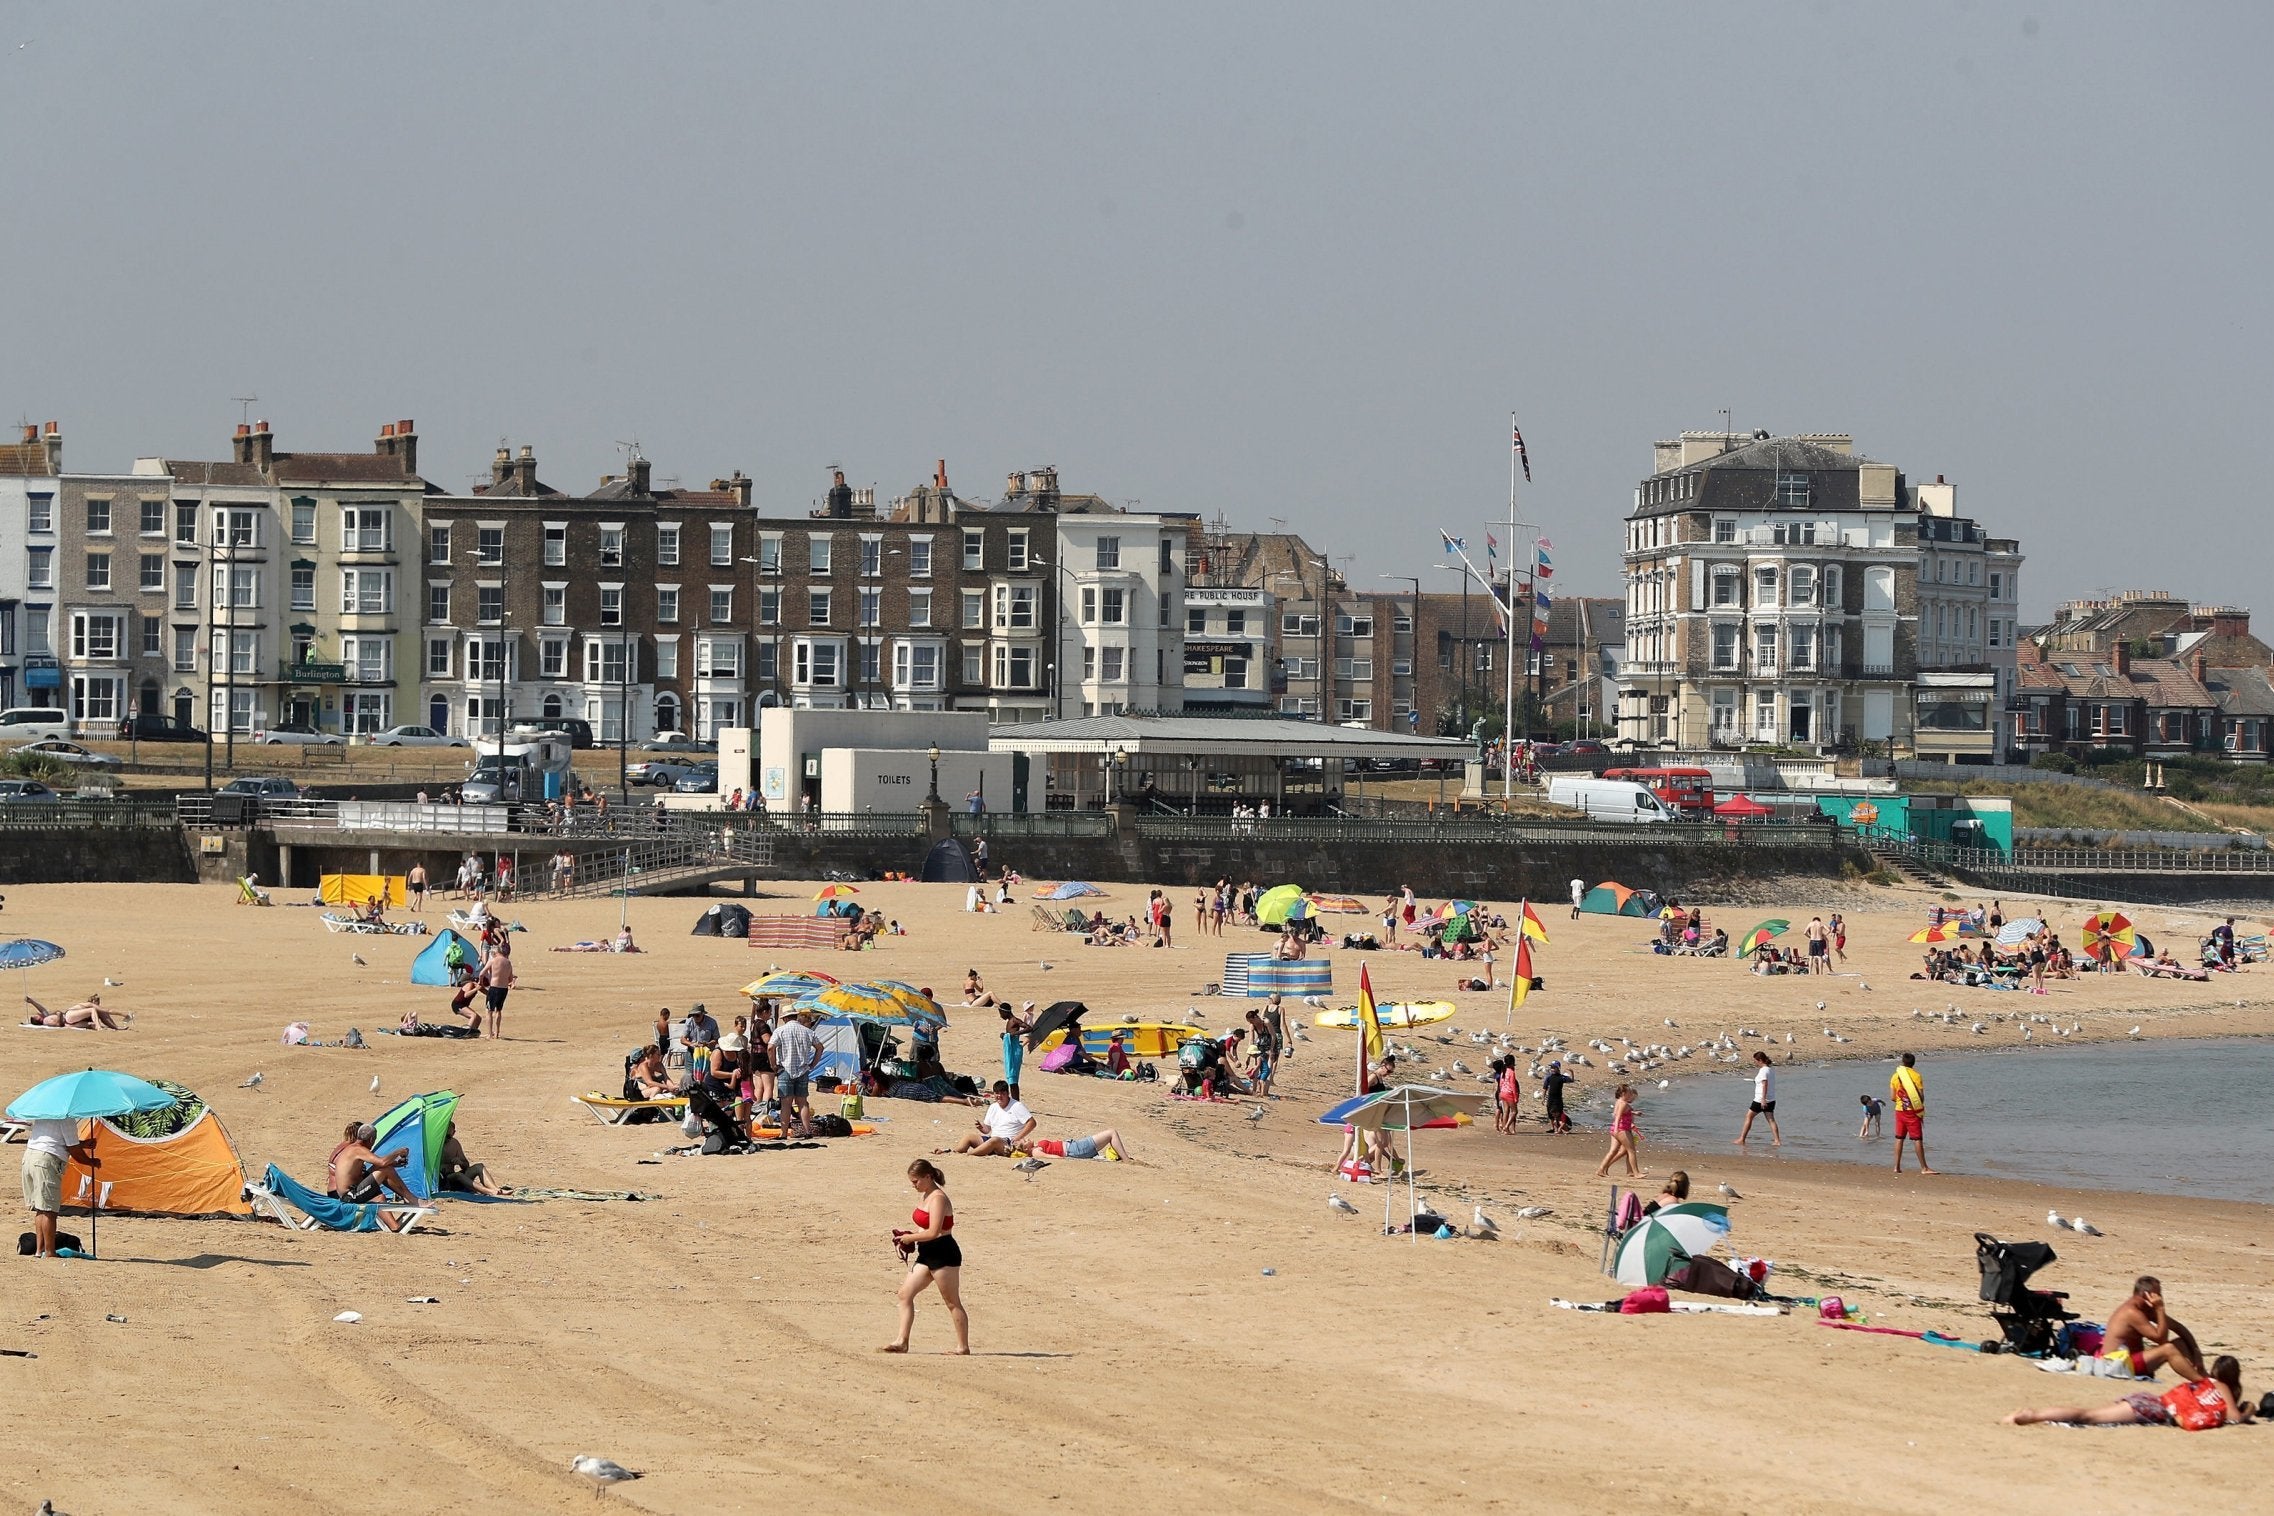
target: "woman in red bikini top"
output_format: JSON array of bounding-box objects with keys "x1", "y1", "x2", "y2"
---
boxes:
[{"x1": 884, "y1": 1159, "x2": 969, "y2": 1355}]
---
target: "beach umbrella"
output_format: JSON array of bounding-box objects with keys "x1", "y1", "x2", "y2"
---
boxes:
[
  {"x1": 7, "y1": 1068, "x2": 176, "y2": 1259},
  {"x1": 1305, "y1": 894, "x2": 1368, "y2": 915},
  {"x1": 1909, "y1": 923, "x2": 1964, "y2": 944},
  {"x1": 1037, "y1": 881, "x2": 1105, "y2": 901},
  {"x1": 812, "y1": 884, "x2": 860, "y2": 901},
  {"x1": 794, "y1": 982, "x2": 944, "y2": 1028},
  {"x1": 739, "y1": 968, "x2": 839, "y2": 1001},
  {"x1": 1438, "y1": 900, "x2": 1479, "y2": 920},
  {"x1": 1735, "y1": 921, "x2": 1788, "y2": 959},
  {"x1": 859, "y1": 980, "x2": 948, "y2": 1022},
  {"x1": 2081, "y1": 911, "x2": 2136, "y2": 963},
  {"x1": 1995, "y1": 918, "x2": 2043, "y2": 947},
  {"x1": 1255, "y1": 884, "x2": 1307, "y2": 927},
  {"x1": 2129, "y1": 932, "x2": 2155, "y2": 960},
  {"x1": 1317, "y1": 1085, "x2": 1490, "y2": 1241},
  {"x1": 1024, "y1": 1000, "x2": 1090, "y2": 1051},
  {"x1": 1440, "y1": 913, "x2": 1483, "y2": 945},
  {"x1": 1610, "y1": 1201, "x2": 1734, "y2": 1286},
  {"x1": 0, "y1": 938, "x2": 66, "y2": 972}
]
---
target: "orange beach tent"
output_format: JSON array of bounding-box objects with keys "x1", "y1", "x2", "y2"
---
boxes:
[{"x1": 60, "y1": 1101, "x2": 253, "y2": 1219}]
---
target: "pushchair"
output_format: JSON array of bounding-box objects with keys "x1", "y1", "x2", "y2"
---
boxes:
[{"x1": 1975, "y1": 1232, "x2": 2079, "y2": 1356}]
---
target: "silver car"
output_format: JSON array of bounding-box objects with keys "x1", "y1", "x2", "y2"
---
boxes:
[
  {"x1": 0, "y1": 779, "x2": 61, "y2": 804},
  {"x1": 8, "y1": 739, "x2": 122, "y2": 770},
  {"x1": 371, "y1": 724, "x2": 473, "y2": 749},
  {"x1": 256, "y1": 721, "x2": 345, "y2": 746}
]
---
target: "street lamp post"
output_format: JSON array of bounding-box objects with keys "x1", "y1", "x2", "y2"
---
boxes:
[{"x1": 926, "y1": 742, "x2": 941, "y2": 804}]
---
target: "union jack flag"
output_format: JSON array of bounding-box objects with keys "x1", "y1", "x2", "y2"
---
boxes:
[{"x1": 1512, "y1": 421, "x2": 1531, "y2": 483}]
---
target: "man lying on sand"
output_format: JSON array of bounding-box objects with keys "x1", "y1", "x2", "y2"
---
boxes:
[{"x1": 23, "y1": 994, "x2": 131, "y2": 1030}]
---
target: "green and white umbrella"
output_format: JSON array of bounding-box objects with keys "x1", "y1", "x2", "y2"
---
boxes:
[{"x1": 1610, "y1": 1201, "x2": 1733, "y2": 1286}]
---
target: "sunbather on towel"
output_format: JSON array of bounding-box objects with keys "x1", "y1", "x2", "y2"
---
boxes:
[
  {"x1": 1015, "y1": 1127, "x2": 1134, "y2": 1163},
  {"x1": 23, "y1": 994, "x2": 131, "y2": 1030},
  {"x1": 326, "y1": 1122, "x2": 418, "y2": 1204},
  {"x1": 437, "y1": 1121, "x2": 512, "y2": 1196},
  {"x1": 628, "y1": 1044, "x2": 676, "y2": 1098}
]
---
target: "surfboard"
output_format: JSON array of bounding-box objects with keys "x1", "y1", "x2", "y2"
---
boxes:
[
  {"x1": 1312, "y1": 1000, "x2": 1458, "y2": 1029},
  {"x1": 1037, "y1": 1022, "x2": 1204, "y2": 1058}
]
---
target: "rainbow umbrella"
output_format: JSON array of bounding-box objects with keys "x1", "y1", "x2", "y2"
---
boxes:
[
  {"x1": 1304, "y1": 895, "x2": 1369, "y2": 915},
  {"x1": 1736, "y1": 920, "x2": 1788, "y2": 959},
  {"x1": 2081, "y1": 911, "x2": 2136, "y2": 964},
  {"x1": 740, "y1": 968, "x2": 839, "y2": 1001}
]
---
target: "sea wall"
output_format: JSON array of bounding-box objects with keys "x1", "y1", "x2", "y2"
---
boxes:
[{"x1": 0, "y1": 827, "x2": 199, "y2": 886}]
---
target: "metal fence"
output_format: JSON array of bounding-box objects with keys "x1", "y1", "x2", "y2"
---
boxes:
[
  {"x1": 950, "y1": 811, "x2": 1115, "y2": 840},
  {"x1": 1862, "y1": 825, "x2": 2274, "y2": 878},
  {"x1": 1132, "y1": 815, "x2": 1845, "y2": 848},
  {"x1": 0, "y1": 797, "x2": 183, "y2": 830}
]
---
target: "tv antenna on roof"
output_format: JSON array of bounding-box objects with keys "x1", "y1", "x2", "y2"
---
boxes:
[
  {"x1": 615, "y1": 435, "x2": 645, "y2": 464},
  {"x1": 232, "y1": 395, "x2": 259, "y2": 425}
]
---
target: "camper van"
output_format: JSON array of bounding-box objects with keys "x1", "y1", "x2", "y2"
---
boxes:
[
  {"x1": 1545, "y1": 775, "x2": 1677, "y2": 824},
  {"x1": 460, "y1": 737, "x2": 574, "y2": 805}
]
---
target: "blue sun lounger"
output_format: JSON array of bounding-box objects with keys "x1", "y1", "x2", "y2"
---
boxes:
[{"x1": 249, "y1": 1163, "x2": 434, "y2": 1234}]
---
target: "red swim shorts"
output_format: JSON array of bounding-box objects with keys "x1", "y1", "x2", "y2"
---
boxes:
[{"x1": 1894, "y1": 1110, "x2": 1924, "y2": 1141}]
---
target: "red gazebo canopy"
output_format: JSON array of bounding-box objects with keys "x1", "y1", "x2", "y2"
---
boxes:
[{"x1": 1713, "y1": 794, "x2": 1772, "y2": 819}]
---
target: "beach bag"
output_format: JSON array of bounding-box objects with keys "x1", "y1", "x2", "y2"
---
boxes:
[
  {"x1": 1177, "y1": 1038, "x2": 1215, "y2": 1070},
  {"x1": 1667, "y1": 1256, "x2": 1756, "y2": 1300},
  {"x1": 812, "y1": 1114, "x2": 854, "y2": 1138},
  {"x1": 838, "y1": 1090, "x2": 865, "y2": 1120},
  {"x1": 2162, "y1": 1379, "x2": 2230, "y2": 1431},
  {"x1": 1619, "y1": 1287, "x2": 1671, "y2": 1315},
  {"x1": 18, "y1": 1231, "x2": 83, "y2": 1256}
]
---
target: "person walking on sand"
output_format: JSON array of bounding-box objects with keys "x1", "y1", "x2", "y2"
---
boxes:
[
  {"x1": 1736, "y1": 1050, "x2": 1781, "y2": 1147},
  {"x1": 885, "y1": 1159, "x2": 969, "y2": 1355},
  {"x1": 1593, "y1": 1083, "x2": 1643, "y2": 1179},
  {"x1": 1830, "y1": 911, "x2": 1847, "y2": 965},
  {"x1": 1569, "y1": 877, "x2": 1585, "y2": 920},
  {"x1": 1805, "y1": 915, "x2": 1828, "y2": 974},
  {"x1": 1890, "y1": 1052, "x2": 1936, "y2": 1173},
  {"x1": 407, "y1": 861, "x2": 427, "y2": 913},
  {"x1": 479, "y1": 939, "x2": 516, "y2": 1040}
]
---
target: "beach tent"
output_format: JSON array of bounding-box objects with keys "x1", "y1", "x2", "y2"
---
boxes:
[
  {"x1": 1711, "y1": 796, "x2": 1771, "y2": 820},
  {"x1": 319, "y1": 873, "x2": 406, "y2": 908},
  {"x1": 918, "y1": 838, "x2": 978, "y2": 884},
  {"x1": 370, "y1": 1090, "x2": 461, "y2": 1200},
  {"x1": 1039, "y1": 881, "x2": 1106, "y2": 901},
  {"x1": 409, "y1": 928, "x2": 482, "y2": 987},
  {"x1": 1581, "y1": 882, "x2": 1659, "y2": 917},
  {"x1": 1255, "y1": 884, "x2": 1308, "y2": 927},
  {"x1": 59, "y1": 1081, "x2": 252, "y2": 1219},
  {"x1": 691, "y1": 903, "x2": 752, "y2": 938}
]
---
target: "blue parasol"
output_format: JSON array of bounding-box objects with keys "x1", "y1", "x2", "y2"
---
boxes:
[{"x1": 7, "y1": 1068, "x2": 176, "y2": 1259}]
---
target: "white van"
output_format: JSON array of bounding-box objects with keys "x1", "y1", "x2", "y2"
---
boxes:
[
  {"x1": 0, "y1": 707, "x2": 73, "y2": 744},
  {"x1": 1545, "y1": 775, "x2": 1676, "y2": 823}
]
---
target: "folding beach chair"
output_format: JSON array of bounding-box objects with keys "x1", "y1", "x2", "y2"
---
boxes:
[
  {"x1": 237, "y1": 876, "x2": 273, "y2": 907},
  {"x1": 250, "y1": 1163, "x2": 433, "y2": 1234}
]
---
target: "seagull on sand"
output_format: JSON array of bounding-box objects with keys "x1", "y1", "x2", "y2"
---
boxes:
[
  {"x1": 2071, "y1": 1217, "x2": 2102, "y2": 1236},
  {"x1": 2128, "y1": 1026, "x2": 2142, "y2": 1038},
  {"x1": 1515, "y1": 1206, "x2": 1552, "y2": 1220},
  {"x1": 1013, "y1": 1157, "x2": 1048, "y2": 1174},
  {"x1": 1328, "y1": 1194, "x2": 1360, "y2": 1215},
  {"x1": 239, "y1": 1072, "x2": 263, "y2": 1089},
  {"x1": 103, "y1": 977, "x2": 122, "y2": 988},
  {"x1": 1718, "y1": 1183, "x2": 1743, "y2": 1200},
  {"x1": 571, "y1": 1454, "x2": 639, "y2": 1488},
  {"x1": 351, "y1": 953, "x2": 366, "y2": 966},
  {"x1": 1472, "y1": 1205, "x2": 1499, "y2": 1236},
  {"x1": 370, "y1": 1075, "x2": 382, "y2": 1094},
  {"x1": 2047, "y1": 1210, "x2": 2067, "y2": 1230},
  {"x1": 1244, "y1": 1106, "x2": 1265, "y2": 1124}
]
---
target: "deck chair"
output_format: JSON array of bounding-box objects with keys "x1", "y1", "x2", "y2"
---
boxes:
[
  {"x1": 1031, "y1": 905, "x2": 1062, "y2": 932},
  {"x1": 250, "y1": 1163, "x2": 433, "y2": 1234},
  {"x1": 1061, "y1": 907, "x2": 1091, "y2": 931},
  {"x1": 572, "y1": 1092, "x2": 689, "y2": 1127},
  {"x1": 320, "y1": 913, "x2": 389, "y2": 935},
  {"x1": 237, "y1": 875, "x2": 273, "y2": 907}
]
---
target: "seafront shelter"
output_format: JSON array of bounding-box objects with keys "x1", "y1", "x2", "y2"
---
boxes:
[{"x1": 989, "y1": 714, "x2": 1469, "y2": 815}]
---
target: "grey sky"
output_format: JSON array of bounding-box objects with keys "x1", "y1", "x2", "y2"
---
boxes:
[{"x1": 6, "y1": 3, "x2": 2268, "y2": 619}]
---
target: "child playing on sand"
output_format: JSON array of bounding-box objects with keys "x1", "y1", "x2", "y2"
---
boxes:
[
  {"x1": 1593, "y1": 1084, "x2": 1643, "y2": 1179},
  {"x1": 1858, "y1": 1094, "x2": 1883, "y2": 1140}
]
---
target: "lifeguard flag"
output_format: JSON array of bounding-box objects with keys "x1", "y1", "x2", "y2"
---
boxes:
[
  {"x1": 1518, "y1": 899, "x2": 1549, "y2": 946},
  {"x1": 1508, "y1": 933, "x2": 1535, "y2": 1016},
  {"x1": 1355, "y1": 963, "x2": 1387, "y2": 1085}
]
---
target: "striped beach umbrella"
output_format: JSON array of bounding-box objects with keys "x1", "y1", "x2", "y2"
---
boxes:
[
  {"x1": 1611, "y1": 1202, "x2": 1733, "y2": 1286},
  {"x1": 740, "y1": 969, "x2": 838, "y2": 1001},
  {"x1": 795, "y1": 982, "x2": 945, "y2": 1028}
]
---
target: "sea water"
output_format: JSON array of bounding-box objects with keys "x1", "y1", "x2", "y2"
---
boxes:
[{"x1": 1631, "y1": 1037, "x2": 2274, "y2": 1204}]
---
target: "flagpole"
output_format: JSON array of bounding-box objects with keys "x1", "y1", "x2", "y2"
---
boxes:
[{"x1": 1506, "y1": 415, "x2": 1519, "y2": 801}]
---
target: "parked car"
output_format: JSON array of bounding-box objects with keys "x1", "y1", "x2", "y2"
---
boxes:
[
  {"x1": 0, "y1": 779, "x2": 61, "y2": 804},
  {"x1": 0, "y1": 707, "x2": 73, "y2": 743},
  {"x1": 7, "y1": 739, "x2": 122, "y2": 770},
  {"x1": 673, "y1": 763, "x2": 720, "y2": 794},
  {"x1": 642, "y1": 733, "x2": 708, "y2": 754},
  {"x1": 370, "y1": 724, "x2": 473, "y2": 749},
  {"x1": 508, "y1": 717, "x2": 596, "y2": 749},
  {"x1": 217, "y1": 776, "x2": 302, "y2": 800},
  {"x1": 118, "y1": 712, "x2": 209, "y2": 743},
  {"x1": 626, "y1": 758, "x2": 696, "y2": 787},
  {"x1": 256, "y1": 721, "x2": 345, "y2": 746}
]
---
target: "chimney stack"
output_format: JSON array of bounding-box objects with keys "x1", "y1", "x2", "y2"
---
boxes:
[
  {"x1": 492, "y1": 446, "x2": 513, "y2": 488},
  {"x1": 2112, "y1": 641, "x2": 2132, "y2": 678},
  {"x1": 935, "y1": 458, "x2": 949, "y2": 490},
  {"x1": 393, "y1": 418, "x2": 417, "y2": 475},
  {"x1": 40, "y1": 420, "x2": 59, "y2": 474},
  {"x1": 249, "y1": 419, "x2": 274, "y2": 471},
  {"x1": 233, "y1": 423, "x2": 254, "y2": 465},
  {"x1": 826, "y1": 468, "x2": 853, "y2": 519},
  {"x1": 2191, "y1": 649, "x2": 2209, "y2": 686},
  {"x1": 513, "y1": 444, "x2": 537, "y2": 493},
  {"x1": 729, "y1": 469, "x2": 752, "y2": 508},
  {"x1": 627, "y1": 452, "x2": 652, "y2": 495}
]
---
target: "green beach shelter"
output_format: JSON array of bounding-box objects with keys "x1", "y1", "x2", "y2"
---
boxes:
[
  {"x1": 369, "y1": 1090, "x2": 461, "y2": 1200},
  {"x1": 1255, "y1": 884, "x2": 1308, "y2": 927}
]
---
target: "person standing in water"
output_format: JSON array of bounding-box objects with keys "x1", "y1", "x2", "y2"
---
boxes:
[
  {"x1": 1890, "y1": 1052, "x2": 1936, "y2": 1174},
  {"x1": 1735, "y1": 1051, "x2": 1781, "y2": 1147}
]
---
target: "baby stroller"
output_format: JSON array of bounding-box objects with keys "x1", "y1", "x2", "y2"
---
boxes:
[{"x1": 1975, "y1": 1232, "x2": 2078, "y2": 1357}]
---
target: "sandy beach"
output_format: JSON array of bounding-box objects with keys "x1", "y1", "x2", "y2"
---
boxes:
[{"x1": 1, "y1": 875, "x2": 2269, "y2": 1514}]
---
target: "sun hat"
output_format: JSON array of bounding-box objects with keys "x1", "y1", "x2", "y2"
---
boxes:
[{"x1": 719, "y1": 1033, "x2": 746, "y2": 1052}]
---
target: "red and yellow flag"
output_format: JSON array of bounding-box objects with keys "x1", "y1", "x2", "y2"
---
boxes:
[
  {"x1": 1518, "y1": 898, "x2": 1549, "y2": 946},
  {"x1": 1355, "y1": 962, "x2": 1386, "y2": 1084},
  {"x1": 1508, "y1": 932, "x2": 1535, "y2": 1016}
]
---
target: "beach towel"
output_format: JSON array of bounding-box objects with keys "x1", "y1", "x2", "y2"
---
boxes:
[{"x1": 257, "y1": 1164, "x2": 397, "y2": 1233}]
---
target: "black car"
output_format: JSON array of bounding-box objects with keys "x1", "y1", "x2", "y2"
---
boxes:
[
  {"x1": 509, "y1": 717, "x2": 596, "y2": 749},
  {"x1": 120, "y1": 713, "x2": 209, "y2": 743}
]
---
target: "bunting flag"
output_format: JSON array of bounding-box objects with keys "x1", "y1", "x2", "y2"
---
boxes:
[
  {"x1": 1519, "y1": 899, "x2": 1549, "y2": 945},
  {"x1": 1512, "y1": 420, "x2": 1532, "y2": 483},
  {"x1": 1508, "y1": 931, "x2": 1534, "y2": 1016},
  {"x1": 1531, "y1": 539, "x2": 1554, "y2": 647},
  {"x1": 1440, "y1": 530, "x2": 1466, "y2": 554},
  {"x1": 1355, "y1": 963, "x2": 1386, "y2": 1087},
  {"x1": 1486, "y1": 531, "x2": 1499, "y2": 560}
]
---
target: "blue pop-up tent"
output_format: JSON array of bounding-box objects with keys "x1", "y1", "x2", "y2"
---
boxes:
[
  {"x1": 409, "y1": 929, "x2": 481, "y2": 987},
  {"x1": 369, "y1": 1090, "x2": 461, "y2": 1199}
]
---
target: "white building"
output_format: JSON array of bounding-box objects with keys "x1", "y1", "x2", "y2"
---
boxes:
[
  {"x1": 138, "y1": 441, "x2": 288, "y2": 738},
  {"x1": 1178, "y1": 586, "x2": 1275, "y2": 713},
  {"x1": 1911, "y1": 475, "x2": 2023, "y2": 760},
  {"x1": 1016, "y1": 478, "x2": 1190, "y2": 719}
]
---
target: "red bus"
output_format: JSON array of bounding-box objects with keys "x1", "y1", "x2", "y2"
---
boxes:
[{"x1": 1602, "y1": 766, "x2": 1715, "y2": 816}]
